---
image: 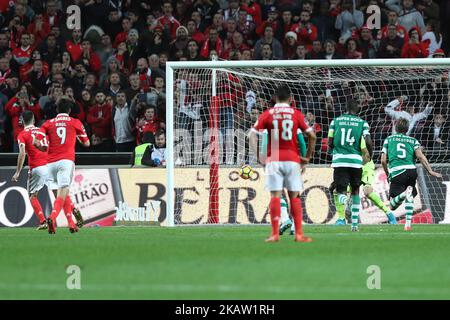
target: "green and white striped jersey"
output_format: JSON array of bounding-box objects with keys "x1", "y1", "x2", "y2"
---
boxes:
[
  {"x1": 328, "y1": 114, "x2": 370, "y2": 168},
  {"x1": 382, "y1": 134, "x2": 421, "y2": 180}
]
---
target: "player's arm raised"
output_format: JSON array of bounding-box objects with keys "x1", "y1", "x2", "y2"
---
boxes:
[
  {"x1": 12, "y1": 142, "x2": 26, "y2": 182},
  {"x1": 384, "y1": 96, "x2": 406, "y2": 119},
  {"x1": 414, "y1": 147, "x2": 442, "y2": 178}
]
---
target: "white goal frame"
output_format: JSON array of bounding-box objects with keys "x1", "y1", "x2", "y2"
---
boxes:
[{"x1": 165, "y1": 58, "x2": 450, "y2": 227}]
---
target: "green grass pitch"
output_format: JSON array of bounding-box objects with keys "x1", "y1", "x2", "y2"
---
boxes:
[{"x1": 1, "y1": 225, "x2": 450, "y2": 299}]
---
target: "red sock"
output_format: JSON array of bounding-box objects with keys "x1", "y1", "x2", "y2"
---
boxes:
[
  {"x1": 49, "y1": 197, "x2": 65, "y2": 221},
  {"x1": 65, "y1": 196, "x2": 74, "y2": 211},
  {"x1": 290, "y1": 197, "x2": 303, "y2": 236},
  {"x1": 30, "y1": 197, "x2": 46, "y2": 223},
  {"x1": 269, "y1": 197, "x2": 281, "y2": 236},
  {"x1": 63, "y1": 196, "x2": 75, "y2": 226}
]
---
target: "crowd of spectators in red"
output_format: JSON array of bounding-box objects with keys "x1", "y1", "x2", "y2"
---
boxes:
[{"x1": 0, "y1": 0, "x2": 448, "y2": 153}]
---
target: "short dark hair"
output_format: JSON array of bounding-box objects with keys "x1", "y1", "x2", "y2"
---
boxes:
[
  {"x1": 95, "y1": 89, "x2": 106, "y2": 96},
  {"x1": 396, "y1": 118, "x2": 409, "y2": 134},
  {"x1": 142, "y1": 132, "x2": 155, "y2": 144},
  {"x1": 346, "y1": 99, "x2": 360, "y2": 113},
  {"x1": 155, "y1": 129, "x2": 165, "y2": 137},
  {"x1": 57, "y1": 98, "x2": 74, "y2": 114},
  {"x1": 22, "y1": 110, "x2": 34, "y2": 125},
  {"x1": 324, "y1": 39, "x2": 336, "y2": 47},
  {"x1": 86, "y1": 72, "x2": 97, "y2": 79},
  {"x1": 275, "y1": 84, "x2": 291, "y2": 102},
  {"x1": 145, "y1": 104, "x2": 156, "y2": 112},
  {"x1": 188, "y1": 39, "x2": 199, "y2": 46}
]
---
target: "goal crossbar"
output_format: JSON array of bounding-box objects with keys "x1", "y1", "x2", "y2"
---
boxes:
[{"x1": 166, "y1": 58, "x2": 450, "y2": 70}]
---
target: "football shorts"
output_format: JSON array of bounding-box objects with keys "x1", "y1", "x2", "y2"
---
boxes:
[
  {"x1": 389, "y1": 169, "x2": 418, "y2": 199},
  {"x1": 27, "y1": 165, "x2": 49, "y2": 194},
  {"x1": 46, "y1": 159, "x2": 75, "y2": 189},
  {"x1": 265, "y1": 161, "x2": 303, "y2": 192}
]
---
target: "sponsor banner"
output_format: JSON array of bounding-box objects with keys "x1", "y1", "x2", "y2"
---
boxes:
[
  {"x1": 0, "y1": 165, "x2": 432, "y2": 227},
  {"x1": 114, "y1": 200, "x2": 161, "y2": 225},
  {"x1": 420, "y1": 166, "x2": 450, "y2": 223},
  {"x1": 0, "y1": 169, "x2": 52, "y2": 227},
  {"x1": 118, "y1": 168, "x2": 169, "y2": 225},
  {"x1": 0, "y1": 168, "x2": 120, "y2": 228},
  {"x1": 118, "y1": 167, "x2": 425, "y2": 225},
  {"x1": 119, "y1": 167, "x2": 271, "y2": 226},
  {"x1": 51, "y1": 168, "x2": 118, "y2": 227}
]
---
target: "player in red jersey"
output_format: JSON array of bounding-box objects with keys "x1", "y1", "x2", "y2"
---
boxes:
[
  {"x1": 40, "y1": 98, "x2": 90, "y2": 234},
  {"x1": 249, "y1": 85, "x2": 316, "y2": 242},
  {"x1": 11, "y1": 110, "x2": 49, "y2": 230}
]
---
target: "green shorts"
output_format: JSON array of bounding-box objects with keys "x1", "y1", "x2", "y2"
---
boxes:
[{"x1": 361, "y1": 160, "x2": 375, "y2": 186}]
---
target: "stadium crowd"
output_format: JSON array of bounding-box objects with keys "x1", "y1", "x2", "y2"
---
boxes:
[{"x1": 0, "y1": 0, "x2": 448, "y2": 160}]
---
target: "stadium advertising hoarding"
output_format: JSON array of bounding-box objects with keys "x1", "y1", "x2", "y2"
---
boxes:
[
  {"x1": 0, "y1": 167, "x2": 429, "y2": 227},
  {"x1": 0, "y1": 169, "x2": 50, "y2": 227},
  {"x1": 420, "y1": 166, "x2": 450, "y2": 224},
  {"x1": 360, "y1": 167, "x2": 424, "y2": 224},
  {"x1": 0, "y1": 168, "x2": 119, "y2": 227},
  {"x1": 54, "y1": 169, "x2": 119, "y2": 227}
]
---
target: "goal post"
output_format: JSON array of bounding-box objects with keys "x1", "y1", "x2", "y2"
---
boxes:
[{"x1": 165, "y1": 58, "x2": 450, "y2": 227}]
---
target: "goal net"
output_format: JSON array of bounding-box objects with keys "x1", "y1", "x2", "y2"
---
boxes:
[{"x1": 166, "y1": 59, "x2": 450, "y2": 226}]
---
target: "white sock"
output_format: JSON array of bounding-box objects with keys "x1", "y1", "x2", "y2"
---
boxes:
[{"x1": 280, "y1": 198, "x2": 290, "y2": 224}]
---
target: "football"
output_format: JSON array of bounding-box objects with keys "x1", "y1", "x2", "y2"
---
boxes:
[{"x1": 239, "y1": 165, "x2": 254, "y2": 180}]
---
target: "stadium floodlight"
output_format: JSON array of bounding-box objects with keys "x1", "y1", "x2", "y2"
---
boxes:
[{"x1": 166, "y1": 58, "x2": 450, "y2": 227}]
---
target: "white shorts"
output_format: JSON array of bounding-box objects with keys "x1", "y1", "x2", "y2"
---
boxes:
[
  {"x1": 27, "y1": 165, "x2": 49, "y2": 194},
  {"x1": 265, "y1": 161, "x2": 303, "y2": 192},
  {"x1": 46, "y1": 160, "x2": 75, "y2": 190}
]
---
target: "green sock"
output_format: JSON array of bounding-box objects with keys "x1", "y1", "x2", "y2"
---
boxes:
[
  {"x1": 390, "y1": 191, "x2": 406, "y2": 210},
  {"x1": 368, "y1": 192, "x2": 389, "y2": 215},
  {"x1": 405, "y1": 199, "x2": 413, "y2": 228},
  {"x1": 334, "y1": 193, "x2": 346, "y2": 220},
  {"x1": 351, "y1": 194, "x2": 361, "y2": 228}
]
